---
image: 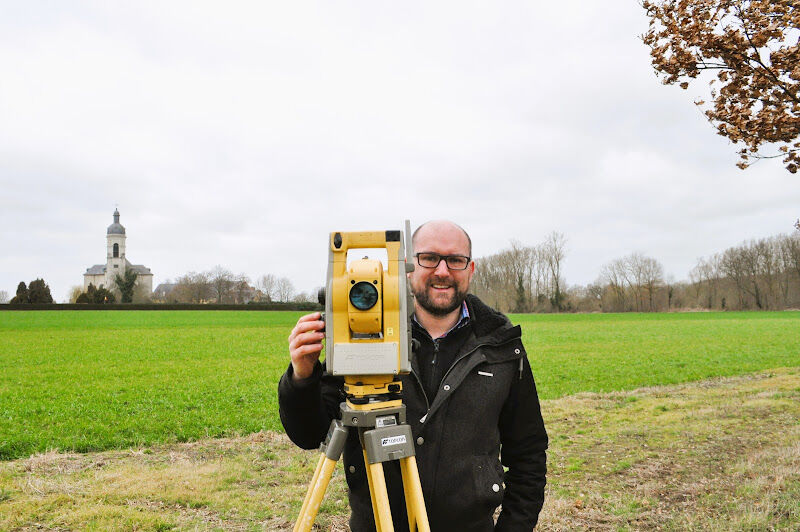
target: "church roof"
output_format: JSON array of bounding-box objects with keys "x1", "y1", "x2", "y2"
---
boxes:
[
  {"x1": 84, "y1": 262, "x2": 151, "y2": 276},
  {"x1": 127, "y1": 264, "x2": 153, "y2": 275},
  {"x1": 154, "y1": 283, "x2": 176, "y2": 296},
  {"x1": 107, "y1": 208, "x2": 126, "y2": 235},
  {"x1": 85, "y1": 264, "x2": 106, "y2": 275}
]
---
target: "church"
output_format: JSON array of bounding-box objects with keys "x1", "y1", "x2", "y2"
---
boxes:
[{"x1": 84, "y1": 209, "x2": 154, "y2": 298}]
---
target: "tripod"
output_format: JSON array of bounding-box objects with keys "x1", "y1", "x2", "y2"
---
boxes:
[{"x1": 294, "y1": 379, "x2": 430, "y2": 532}]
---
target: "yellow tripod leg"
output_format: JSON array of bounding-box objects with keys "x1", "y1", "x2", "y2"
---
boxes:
[
  {"x1": 364, "y1": 450, "x2": 394, "y2": 532},
  {"x1": 294, "y1": 454, "x2": 326, "y2": 532},
  {"x1": 363, "y1": 450, "x2": 381, "y2": 531},
  {"x1": 400, "y1": 457, "x2": 416, "y2": 529},
  {"x1": 295, "y1": 456, "x2": 337, "y2": 532},
  {"x1": 400, "y1": 456, "x2": 430, "y2": 532}
]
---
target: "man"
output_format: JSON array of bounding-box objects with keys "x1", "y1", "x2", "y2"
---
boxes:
[{"x1": 279, "y1": 220, "x2": 548, "y2": 531}]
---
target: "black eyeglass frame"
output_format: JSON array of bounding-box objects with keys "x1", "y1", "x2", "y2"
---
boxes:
[{"x1": 414, "y1": 252, "x2": 472, "y2": 271}]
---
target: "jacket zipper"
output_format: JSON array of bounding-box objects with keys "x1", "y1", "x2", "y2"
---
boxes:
[
  {"x1": 410, "y1": 338, "x2": 437, "y2": 417},
  {"x1": 410, "y1": 369, "x2": 431, "y2": 415},
  {"x1": 428, "y1": 340, "x2": 440, "y2": 399},
  {"x1": 413, "y1": 336, "x2": 519, "y2": 423}
]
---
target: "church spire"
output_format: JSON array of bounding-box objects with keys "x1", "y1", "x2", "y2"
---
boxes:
[{"x1": 107, "y1": 208, "x2": 126, "y2": 235}]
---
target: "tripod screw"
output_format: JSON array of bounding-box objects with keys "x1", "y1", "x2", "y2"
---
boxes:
[{"x1": 352, "y1": 417, "x2": 359, "y2": 425}]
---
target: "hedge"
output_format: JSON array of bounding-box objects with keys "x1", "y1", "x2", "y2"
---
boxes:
[{"x1": 0, "y1": 302, "x2": 323, "y2": 311}]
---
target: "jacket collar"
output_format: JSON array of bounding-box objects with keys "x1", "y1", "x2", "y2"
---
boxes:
[{"x1": 464, "y1": 294, "x2": 521, "y2": 346}]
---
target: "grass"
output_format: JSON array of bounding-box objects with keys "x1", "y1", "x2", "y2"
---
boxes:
[
  {"x1": 0, "y1": 311, "x2": 305, "y2": 460},
  {"x1": 537, "y1": 368, "x2": 800, "y2": 531},
  {"x1": 1, "y1": 310, "x2": 798, "y2": 460},
  {"x1": 511, "y1": 311, "x2": 800, "y2": 399},
  {"x1": 1, "y1": 369, "x2": 797, "y2": 530}
]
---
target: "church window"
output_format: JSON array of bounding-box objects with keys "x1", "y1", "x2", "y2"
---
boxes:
[{"x1": 113, "y1": 243, "x2": 119, "y2": 258}]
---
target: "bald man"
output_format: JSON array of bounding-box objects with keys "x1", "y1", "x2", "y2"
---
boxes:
[{"x1": 279, "y1": 221, "x2": 548, "y2": 531}]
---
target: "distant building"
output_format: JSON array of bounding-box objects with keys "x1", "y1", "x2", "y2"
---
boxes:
[
  {"x1": 84, "y1": 209, "x2": 153, "y2": 298},
  {"x1": 152, "y1": 282, "x2": 177, "y2": 302},
  {"x1": 234, "y1": 283, "x2": 258, "y2": 304}
]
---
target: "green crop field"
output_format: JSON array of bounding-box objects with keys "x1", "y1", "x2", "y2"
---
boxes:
[{"x1": 1, "y1": 310, "x2": 798, "y2": 461}]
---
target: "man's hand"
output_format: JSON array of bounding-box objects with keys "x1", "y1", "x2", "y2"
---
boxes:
[{"x1": 288, "y1": 312, "x2": 325, "y2": 381}]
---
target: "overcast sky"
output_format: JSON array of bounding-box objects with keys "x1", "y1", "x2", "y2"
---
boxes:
[{"x1": 1, "y1": 2, "x2": 798, "y2": 302}]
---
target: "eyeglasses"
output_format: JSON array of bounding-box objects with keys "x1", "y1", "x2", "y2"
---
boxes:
[{"x1": 414, "y1": 252, "x2": 471, "y2": 271}]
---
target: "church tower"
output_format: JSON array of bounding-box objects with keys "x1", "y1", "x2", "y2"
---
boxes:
[
  {"x1": 106, "y1": 208, "x2": 127, "y2": 283},
  {"x1": 84, "y1": 207, "x2": 153, "y2": 298}
]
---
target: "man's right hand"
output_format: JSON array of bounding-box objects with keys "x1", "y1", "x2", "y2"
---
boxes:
[{"x1": 288, "y1": 312, "x2": 325, "y2": 381}]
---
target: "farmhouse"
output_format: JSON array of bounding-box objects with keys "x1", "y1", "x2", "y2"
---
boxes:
[{"x1": 83, "y1": 209, "x2": 153, "y2": 298}]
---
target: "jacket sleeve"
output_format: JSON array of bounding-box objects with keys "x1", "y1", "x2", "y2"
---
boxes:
[
  {"x1": 278, "y1": 360, "x2": 345, "y2": 450},
  {"x1": 495, "y1": 353, "x2": 548, "y2": 531}
]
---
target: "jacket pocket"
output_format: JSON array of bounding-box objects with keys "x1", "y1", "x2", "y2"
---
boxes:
[{"x1": 473, "y1": 454, "x2": 505, "y2": 509}]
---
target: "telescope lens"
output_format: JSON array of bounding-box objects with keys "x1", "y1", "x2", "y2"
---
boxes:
[{"x1": 349, "y1": 281, "x2": 379, "y2": 310}]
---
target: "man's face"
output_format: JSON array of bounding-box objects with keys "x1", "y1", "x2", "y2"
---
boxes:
[{"x1": 409, "y1": 222, "x2": 474, "y2": 317}]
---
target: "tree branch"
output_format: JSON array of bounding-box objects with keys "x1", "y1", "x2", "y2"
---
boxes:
[{"x1": 738, "y1": 7, "x2": 800, "y2": 105}]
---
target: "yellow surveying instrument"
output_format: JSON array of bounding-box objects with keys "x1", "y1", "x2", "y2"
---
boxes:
[{"x1": 294, "y1": 221, "x2": 430, "y2": 532}]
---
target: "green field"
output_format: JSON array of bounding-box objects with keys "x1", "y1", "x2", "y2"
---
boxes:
[{"x1": 1, "y1": 310, "x2": 798, "y2": 461}]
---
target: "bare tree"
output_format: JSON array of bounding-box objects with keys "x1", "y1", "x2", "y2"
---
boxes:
[
  {"x1": 720, "y1": 246, "x2": 751, "y2": 308},
  {"x1": 598, "y1": 253, "x2": 664, "y2": 312},
  {"x1": 689, "y1": 232, "x2": 800, "y2": 310},
  {"x1": 776, "y1": 234, "x2": 795, "y2": 305},
  {"x1": 638, "y1": 255, "x2": 665, "y2": 311},
  {"x1": 531, "y1": 244, "x2": 551, "y2": 309},
  {"x1": 719, "y1": 240, "x2": 772, "y2": 309},
  {"x1": 471, "y1": 241, "x2": 556, "y2": 313},
  {"x1": 0, "y1": 290, "x2": 8, "y2": 304},
  {"x1": 472, "y1": 255, "x2": 510, "y2": 311},
  {"x1": 275, "y1": 277, "x2": 296, "y2": 302},
  {"x1": 599, "y1": 258, "x2": 629, "y2": 312},
  {"x1": 208, "y1": 265, "x2": 235, "y2": 303},
  {"x1": 624, "y1": 253, "x2": 646, "y2": 311},
  {"x1": 742, "y1": 240, "x2": 768, "y2": 309},
  {"x1": 292, "y1": 290, "x2": 315, "y2": 303},
  {"x1": 543, "y1": 231, "x2": 567, "y2": 311},
  {"x1": 585, "y1": 282, "x2": 605, "y2": 311},
  {"x1": 256, "y1": 274, "x2": 278, "y2": 302},
  {"x1": 783, "y1": 232, "x2": 800, "y2": 283},
  {"x1": 473, "y1": 249, "x2": 513, "y2": 311},
  {"x1": 509, "y1": 240, "x2": 533, "y2": 312},
  {"x1": 67, "y1": 286, "x2": 83, "y2": 304},
  {"x1": 171, "y1": 271, "x2": 212, "y2": 303},
  {"x1": 689, "y1": 255, "x2": 722, "y2": 309},
  {"x1": 756, "y1": 237, "x2": 781, "y2": 308}
]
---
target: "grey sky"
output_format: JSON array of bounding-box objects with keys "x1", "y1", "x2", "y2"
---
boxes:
[{"x1": 1, "y1": 2, "x2": 798, "y2": 302}]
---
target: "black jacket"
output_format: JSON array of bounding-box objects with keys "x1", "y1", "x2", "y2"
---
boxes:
[{"x1": 278, "y1": 294, "x2": 548, "y2": 531}]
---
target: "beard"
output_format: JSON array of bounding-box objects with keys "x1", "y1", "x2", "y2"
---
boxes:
[{"x1": 411, "y1": 278, "x2": 468, "y2": 317}]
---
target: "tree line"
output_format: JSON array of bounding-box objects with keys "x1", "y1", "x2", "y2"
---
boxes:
[
  {"x1": 153, "y1": 266, "x2": 318, "y2": 304},
  {"x1": 475, "y1": 227, "x2": 800, "y2": 314},
  {"x1": 687, "y1": 233, "x2": 800, "y2": 311},
  {"x1": 470, "y1": 232, "x2": 568, "y2": 313}
]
